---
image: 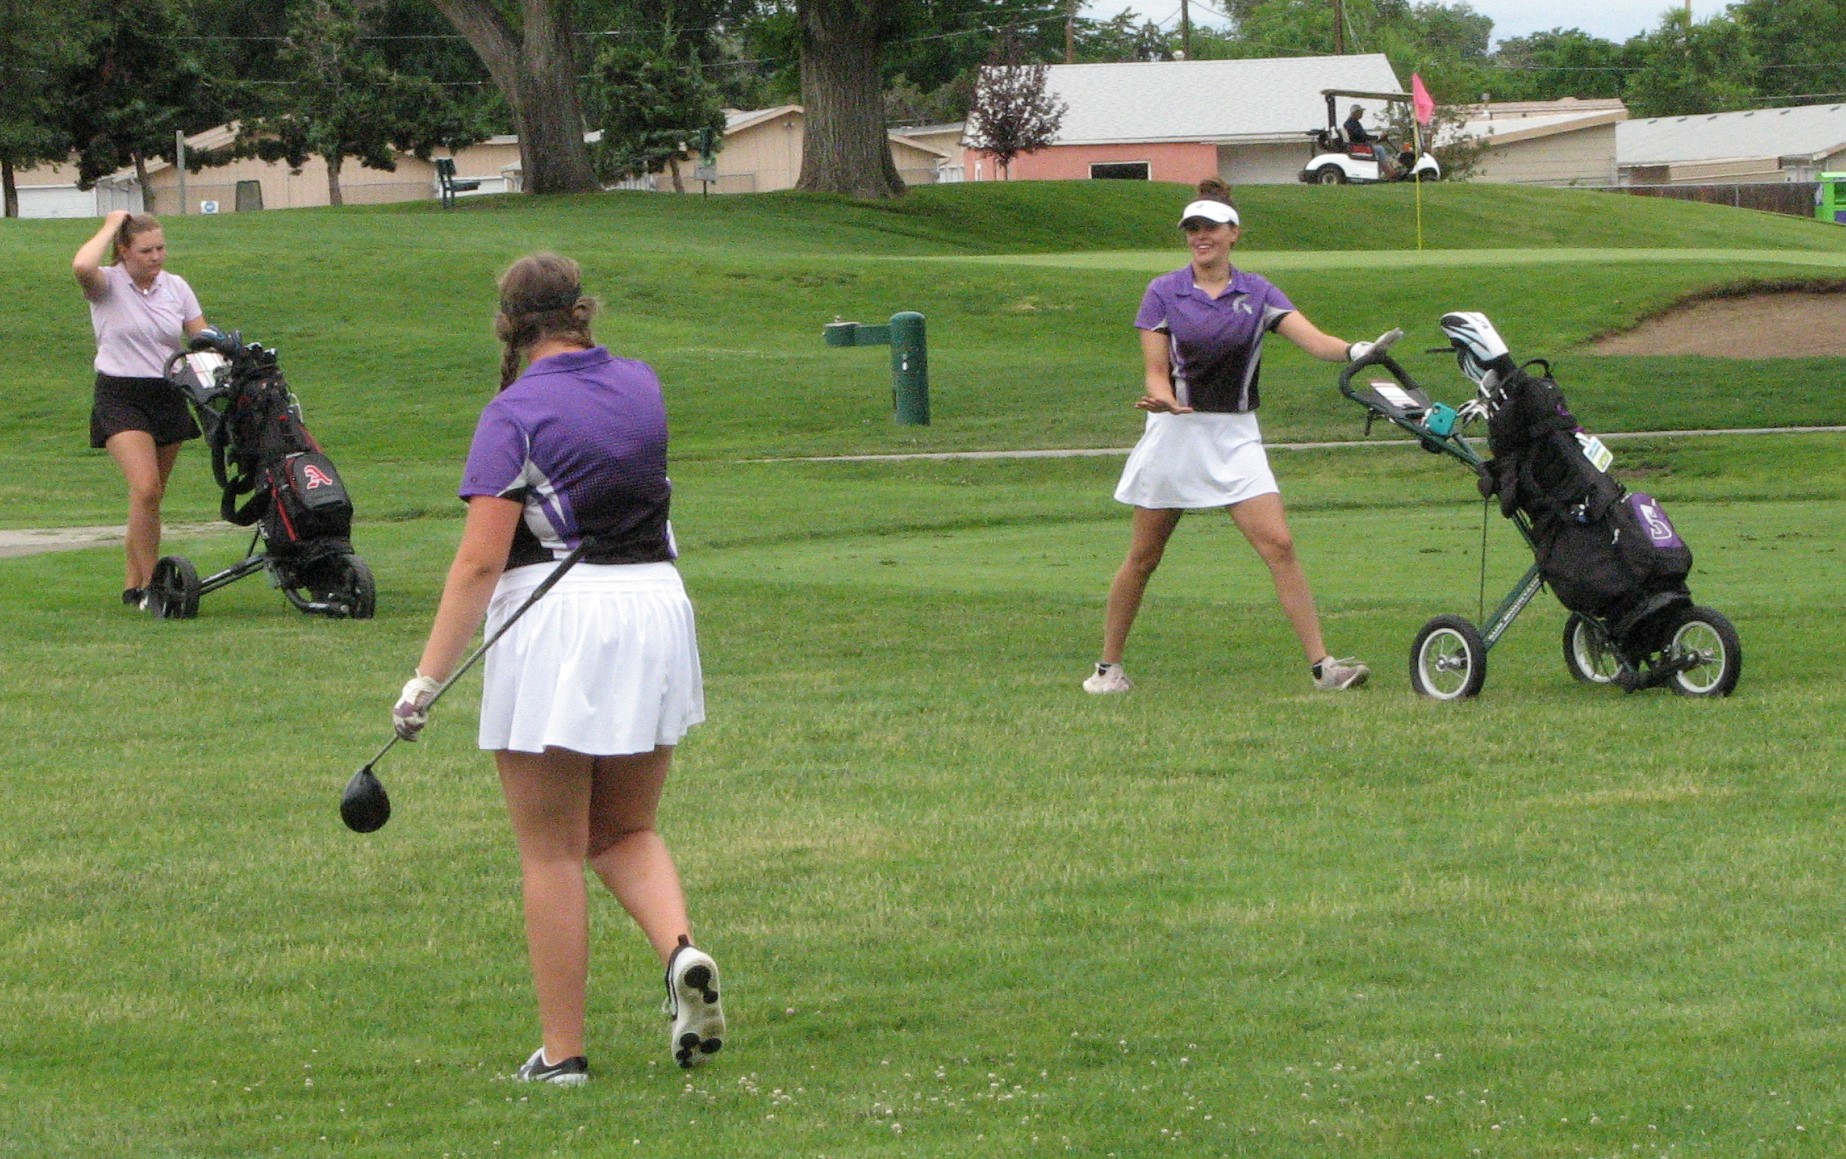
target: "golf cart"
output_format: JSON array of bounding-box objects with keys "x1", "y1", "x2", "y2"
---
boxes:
[{"x1": 1299, "y1": 89, "x2": 1440, "y2": 185}]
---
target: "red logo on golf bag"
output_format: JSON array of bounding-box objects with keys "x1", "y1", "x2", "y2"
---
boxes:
[{"x1": 302, "y1": 464, "x2": 337, "y2": 490}]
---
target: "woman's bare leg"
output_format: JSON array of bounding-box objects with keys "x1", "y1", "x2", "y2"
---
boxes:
[
  {"x1": 585, "y1": 745, "x2": 690, "y2": 965},
  {"x1": 1100, "y1": 506, "x2": 1184, "y2": 665},
  {"x1": 497, "y1": 747, "x2": 595, "y2": 1062},
  {"x1": 1227, "y1": 492, "x2": 1327, "y2": 664},
  {"x1": 105, "y1": 433, "x2": 181, "y2": 591}
]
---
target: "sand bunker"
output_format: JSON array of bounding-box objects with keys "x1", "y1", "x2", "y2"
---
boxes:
[{"x1": 1592, "y1": 290, "x2": 1846, "y2": 359}]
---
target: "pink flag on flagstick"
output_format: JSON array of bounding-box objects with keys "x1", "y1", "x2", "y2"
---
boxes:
[{"x1": 1411, "y1": 73, "x2": 1435, "y2": 125}]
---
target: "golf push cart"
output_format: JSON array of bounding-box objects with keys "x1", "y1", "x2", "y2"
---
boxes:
[
  {"x1": 1300, "y1": 89, "x2": 1441, "y2": 185},
  {"x1": 1339, "y1": 320, "x2": 1741, "y2": 700},
  {"x1": 149, "y1": 328, "x2": 375, "y2": 620}
]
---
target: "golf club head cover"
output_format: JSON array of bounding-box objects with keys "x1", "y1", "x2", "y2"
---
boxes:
[
  {"x1": 1440, "y1": 311, "x2": 1515, "y2": 387},
  {"x1": 393, "y1": 673, "x2": 442, "y2": 741},
  {"x1": 188, "y1": 326, "x2": 239, "y2": 356}
]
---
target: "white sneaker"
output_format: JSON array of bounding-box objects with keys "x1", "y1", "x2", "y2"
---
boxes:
[
  {"x1": 662, "y1": 936, "x2": 725, "y2": 1069},
  {"x1": 1082, "y1": 663, "x2": 1132, "y2": 694},
  {"x1": 1313, "y1": 656, "x2": 1370, "y2": 690}
]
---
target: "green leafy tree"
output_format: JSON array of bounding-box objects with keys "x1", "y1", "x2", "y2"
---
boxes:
[
  {"x1": 235, "y1": 0, "x2": 485, "y2": 206},
  {"x1": 589, "y1": 33, "x2": 727, "y2": 192},
  {"x1": 0, "y1": 0, "x2": 85, "y2": 217},
  {"x1": 1732, "y1": 0, "x2": 1846, "y2": 108},
  {"x1": 1489, "y1": 29, "x2": 1627, "y2": 102},
  {"x1": 1622, "y1": 10, "x2": 1757, "y2": 118},
  {"x1": 58, "y1": 0, "x2": 213, "y2": 210}
]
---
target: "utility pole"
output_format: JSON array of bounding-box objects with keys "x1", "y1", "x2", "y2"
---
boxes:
[
  {"x1": 1065, "y1": 0, "x2": 1076, "y2": 63},
  {"x1": 1180, "y1": 0, "x2": 1191, "y2": 59},
  {"x1": 1333, "y1": 0, "x2": 1345, "y2": 54}
]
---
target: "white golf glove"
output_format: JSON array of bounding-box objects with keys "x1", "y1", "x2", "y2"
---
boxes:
[
  {"x1": 1347, "y1": 329, "x2": 1399, "y2": 363},
  {"x1": 393, "y1": 672, "x2": 442, "y2": 741}
]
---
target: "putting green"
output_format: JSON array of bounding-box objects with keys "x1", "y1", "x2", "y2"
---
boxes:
[{"x1": 916, "y1": 247, "x2": 1846, "y2": 273}]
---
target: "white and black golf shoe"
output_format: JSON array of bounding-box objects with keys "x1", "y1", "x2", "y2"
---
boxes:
[
  {"x1": 662, "y1": 935, "x2": 725, "y2": 1068},
  {"x1": 515, "y1": 1047, "x2": 589, "y2": 1086}
]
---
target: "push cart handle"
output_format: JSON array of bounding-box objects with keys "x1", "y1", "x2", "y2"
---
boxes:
[{"x1": 1339, "y1": 347, "x2": 1414, "y2": 402}]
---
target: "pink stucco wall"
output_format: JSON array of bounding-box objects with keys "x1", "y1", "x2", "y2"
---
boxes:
[{"x1": 961, "y1": 142, "x2": 1219, "y2": 183}]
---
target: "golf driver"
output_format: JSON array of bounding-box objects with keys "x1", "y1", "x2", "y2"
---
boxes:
[{"x1": 341, "y1": 540, "x2": 592, "y2": 833}]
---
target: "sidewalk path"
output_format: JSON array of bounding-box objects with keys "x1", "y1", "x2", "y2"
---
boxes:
[
  {"x1": 762, "y1": 425, "x2": 1846, "y2": 464},
  {"x1": 0, "y1": 522, "x2": 232, "y2": 560}
]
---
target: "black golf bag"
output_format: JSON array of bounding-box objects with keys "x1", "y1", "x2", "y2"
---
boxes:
[
  {"x1": 1476, "y1": 361, "x2": 1691, "y2": 651},
  {"x1": 153, "y1": 330, "x2": 374, "y2": 619},
  {"x1": 208, "y1": 343, "x2": 355, "y2": 561}
]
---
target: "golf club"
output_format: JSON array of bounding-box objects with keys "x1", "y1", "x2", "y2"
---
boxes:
[{"x1": 341, "y1": 540, "x2": 592, "y2": 833}]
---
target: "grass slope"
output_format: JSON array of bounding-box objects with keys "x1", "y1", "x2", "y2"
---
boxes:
[{"x1": 3, "y1": 181, "x2": 1843, "y2": 527}]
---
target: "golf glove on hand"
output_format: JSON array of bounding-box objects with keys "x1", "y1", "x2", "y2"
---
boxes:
[
  {"x1": 1346, "y1": 340, "x2": 1373, "y2": 362},
  {"x1": 393, "y1": 673, "x2": 442, "y2": 741}
]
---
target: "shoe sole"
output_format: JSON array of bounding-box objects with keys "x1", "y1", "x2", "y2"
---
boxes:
[
  {"x1": 1317, "y1": 671, "x2": 1370, "y2": 690},
  {"x1": 671, "y1": 958, "x2": 725, "y2": 1069}
]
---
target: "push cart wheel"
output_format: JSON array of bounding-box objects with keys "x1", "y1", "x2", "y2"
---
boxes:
[
  {"x1": 148, "y1": 555, "x2": 201, "y2": 619},
  {"x1": 339, "y1": 554, "x2": 376, "y2": 620},
  {"x1": 1410, "y1": 614, "x2": 1487, "y2": 700},
  {"x1": 1562, "y1": 613, "x2": 1621, "y2": 685},
  {"x1": 1663, "y1": 606, "x2": 1741, "y2": 698}
]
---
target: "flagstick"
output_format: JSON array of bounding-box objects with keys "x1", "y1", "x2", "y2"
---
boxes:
[{"x1": 1414, "y1": 118, "x2": 1425, "y2": 251}]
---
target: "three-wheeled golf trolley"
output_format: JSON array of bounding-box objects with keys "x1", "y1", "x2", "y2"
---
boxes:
[
  {"x1": 150, "y1": 329, "x2": 375, "y2": 620},
  {"x1": 1340, "y1": 318, "x2": 1741, "y2": 700}
]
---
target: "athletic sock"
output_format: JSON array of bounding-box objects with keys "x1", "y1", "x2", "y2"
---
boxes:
[{"x1": 1312, "y1": 658, "x2": 1328, "y2": 679}]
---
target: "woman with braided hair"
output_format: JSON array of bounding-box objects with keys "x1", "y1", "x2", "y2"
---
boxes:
[{"x1": 394, "y1": 253, "x2": 725, "y2": 1083}]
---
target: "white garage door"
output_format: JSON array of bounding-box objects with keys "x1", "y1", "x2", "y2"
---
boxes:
[{"x1": 18, "y1": 184, "x2": 100, "y2": 219}]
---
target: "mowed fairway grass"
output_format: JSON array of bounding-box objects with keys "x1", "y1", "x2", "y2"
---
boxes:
[{"x1": 1, "y1": 182, "x2": 1844, "y2": 1158}]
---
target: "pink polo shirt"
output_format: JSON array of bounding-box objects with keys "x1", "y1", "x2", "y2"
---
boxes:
[{"x1": 87, "y1": 264, "x2": 203, "y2": 378}]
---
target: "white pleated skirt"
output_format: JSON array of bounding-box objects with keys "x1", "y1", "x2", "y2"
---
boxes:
[
  {"x1": 478, "y1": 561, "x2": 705, "y2": 756},
  {"x1": 1112, "y1": 410, "x2": 1279, "y2": 510}
]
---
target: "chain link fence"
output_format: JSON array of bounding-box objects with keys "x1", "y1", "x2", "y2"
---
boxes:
[{"x1": 1591, "y1": 181, "x2": 1822, "y2": 220}]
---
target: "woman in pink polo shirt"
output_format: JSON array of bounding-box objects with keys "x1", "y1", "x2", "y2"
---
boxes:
[
  {"x1": 73, "y1": 210, "x2": 212, "y2": 610},
  {"x1": 1083, "y1": 179, "x2": 1380, "y2": 696}
]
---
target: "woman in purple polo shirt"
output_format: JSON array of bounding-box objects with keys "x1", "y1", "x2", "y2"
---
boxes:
[
  {"x1": 73, "y1": 210, "x2": 212, "y2": 610},
  {"x1": 392, "y1": 253, "x2": 724, "y2": 1084},
  {"x1": 1084, "y1": 179, "x2": 1380, "y2": 695}
]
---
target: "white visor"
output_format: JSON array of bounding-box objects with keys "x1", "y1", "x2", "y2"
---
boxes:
[{"x1": 1179, "y1": 200, "x2": 1239, "y2": 227}]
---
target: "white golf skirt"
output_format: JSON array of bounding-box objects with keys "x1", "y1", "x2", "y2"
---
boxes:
[
  {"x1": 1113, "y1": 410, "x2": 1279, "y2": 510},
  {"x1": 477, "y1": 561, "x2": 705, "y2": 756}
]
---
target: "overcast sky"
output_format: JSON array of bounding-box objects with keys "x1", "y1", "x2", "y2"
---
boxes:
[{"x1": 1084, "y1": 0, "x2": 1734, "y2": 47}]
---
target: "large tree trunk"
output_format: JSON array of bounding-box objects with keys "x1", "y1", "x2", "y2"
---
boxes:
[
  {"x1": 327, "y1": 152, "x2": 345, "y2": 207},
  {"x1": 795, "y1": 0, "x2": 904, "y2": 198},
  {"x1": 430, "y1": 0, "x2": 598, "y2": 195},
  {"x1": 2, "y1": 159, "x2": 16, "y2": 219}
]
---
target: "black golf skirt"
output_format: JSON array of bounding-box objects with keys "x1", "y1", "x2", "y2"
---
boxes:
[{"x1": 90, "y1": 372, "x2": 201, "y2": 449}]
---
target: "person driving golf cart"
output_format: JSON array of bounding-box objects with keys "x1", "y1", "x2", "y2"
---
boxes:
[{"x1": 1341, "y1": 105, "x2": 1397, "y2": 177}]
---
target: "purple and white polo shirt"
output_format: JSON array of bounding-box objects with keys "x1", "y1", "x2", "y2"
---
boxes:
[
  {"x1": 1134, "y1": 266, "x2": 1295, "y2": 413},
  {"x1": 461, "y1": 346, "x2": 676, "y2": 569}
]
